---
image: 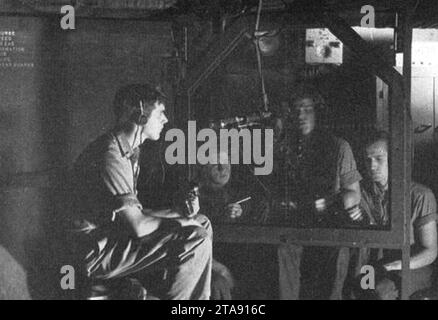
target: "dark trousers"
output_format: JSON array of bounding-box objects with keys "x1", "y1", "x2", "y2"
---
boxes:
[
  {"x1": 348, "y1": 247, "x2": 434, "y2": 299},
  {"x1": 214, "y1": 243, "x2": 278, "y2": 300},
  {"x1": 278, "y1": 243, "x2": 350, "y2": 300}
]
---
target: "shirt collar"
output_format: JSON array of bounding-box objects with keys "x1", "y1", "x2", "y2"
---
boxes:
[
  {"x1": 300, "y1": 128, "x2": 321, "y2": 145},
  {"x1": 113, "y1": 128, "x2": 138, "y2": 159},
  {"x1": 364, "y1": 179, "x2": 387, "y2": 201}
]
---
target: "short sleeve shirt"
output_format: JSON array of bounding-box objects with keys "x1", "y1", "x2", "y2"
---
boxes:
[
  {"x1": 361, "y1": 181, "x2": 438, "y2": 245},
  {"x1": 283, "y1": 130, "x2": 362, "y2": 201},
  {"x1": 335, "y1": 137, "x2": 363, "y2": 191},
  {"x1": 69, "y1": 129, "x2": 142, "y2": 237}
]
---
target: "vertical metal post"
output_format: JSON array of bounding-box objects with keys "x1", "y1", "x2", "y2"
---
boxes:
[{"x1": 400, "y1": 1, "x2": 414, "y2": 301}]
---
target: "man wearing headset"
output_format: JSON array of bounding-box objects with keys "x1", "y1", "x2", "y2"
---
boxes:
[{"x1": 68, "y1": 84, "x2": 212, "y2": 299}]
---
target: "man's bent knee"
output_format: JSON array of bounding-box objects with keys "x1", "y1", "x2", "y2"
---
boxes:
[{"x1": 194, "y1": 214, "x2": 213, "y2": 239}]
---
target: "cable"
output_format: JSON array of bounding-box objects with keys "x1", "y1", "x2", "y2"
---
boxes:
[
  {"x1": 254, "y1": 0, "x2": 269, "y2": 112},
  {"x1": 132, "y1": 125, "x2": 141, "y2": 150},
  {"x1": 159, "y1": 140, "x2": 166, "y2": 185},
  {"x1": 255, "y1": 0, "x2": 263, "y2": 31}
]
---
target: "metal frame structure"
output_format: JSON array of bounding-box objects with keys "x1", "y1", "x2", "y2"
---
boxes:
[
  {"x1": 184, "y1": 3, "x2": 414, "y2": 299},
  {"x1": 0, "y1": 0, "x2": 416, "y2": 300}
]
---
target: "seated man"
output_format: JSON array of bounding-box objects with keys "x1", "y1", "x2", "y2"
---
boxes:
[
  {"x1": 196, "y1": 150, "x2": 275, "y2": 300},
  {"x1": 197, "y1": 151, "x2": 270, "y2": 225},
  {"x1": 67, "y1": 84, "x2": 212, "y2": 300},
  {"x1": 349, "y1": 131, "x2": 438, "y2": 299}
]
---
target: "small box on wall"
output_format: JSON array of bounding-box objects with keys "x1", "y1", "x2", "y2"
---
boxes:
[{"x1": 305, "y1": 28, "x2": 343, "y2": 64}]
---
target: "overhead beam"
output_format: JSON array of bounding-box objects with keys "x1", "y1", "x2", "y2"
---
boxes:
[{"x1": 318, "y1": 9, "x2": 404, "y2": 86}]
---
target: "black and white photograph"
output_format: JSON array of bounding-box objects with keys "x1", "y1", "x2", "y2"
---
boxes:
[{"x1": 0, "y1": 0, "x2": 437, "y2": 304}]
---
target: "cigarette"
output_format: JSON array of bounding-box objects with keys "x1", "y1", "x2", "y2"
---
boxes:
[{"x1": 235, "y1": 196, "x2": 251, "y2": 204}]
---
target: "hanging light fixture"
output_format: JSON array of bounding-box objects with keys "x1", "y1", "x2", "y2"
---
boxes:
[{"x1": 256, "y1": 30, "x2": 281, "y2": 56}]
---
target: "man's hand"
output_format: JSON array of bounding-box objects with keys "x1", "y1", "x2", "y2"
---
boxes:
[
  {"x1": 172, "y1": 184, "x2": 200, "y2": 218},
  {"x1": 226, "y1": 203, "x2": 243, "y2": 219},
  {"x1": 375, "y1": 278, "x2": 399, "y2": 300},
  {"x1": 315, "y1": 198, "x2": 327, "y2": 212},
  {"x1": 341, "y1": 184, "x2": 362, "y2": 222},
  {"x1": 185, "y1": 193, "x2": 200, "y2": 218},
  {"x1": 142, "y1": 208, "x2": 202, "y2": 228},
  {"x1": 346, "y1": 204, "x2": 363, "y2": 222},
  {"x1": 383, "y1": 261, "x2": 401, "y2": 272}
]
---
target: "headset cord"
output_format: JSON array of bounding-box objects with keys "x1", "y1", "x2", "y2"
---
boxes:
[{"x1": 159, "y1": 140, "x2": 166, "y2": 185}]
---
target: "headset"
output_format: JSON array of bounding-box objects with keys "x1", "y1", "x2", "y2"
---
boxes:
[
  {"x1": 132, "y1": 85, "x2": 166, "y2": 126},
  {"x1": 135, "y1": 100, "x2": 148, "y2": 126},
  {"x1": 133, "y1": 98, "x2": 166, "y2": 185},
  {"x1": 128, "y1": 100, "x2": 148, "y2": 154}
]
